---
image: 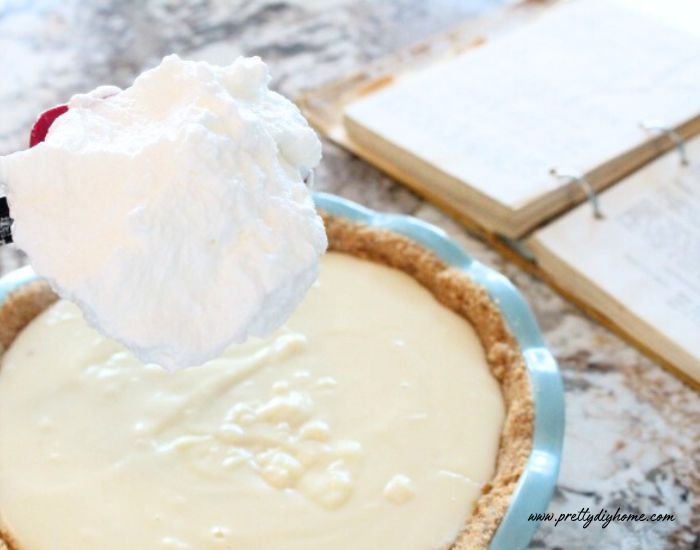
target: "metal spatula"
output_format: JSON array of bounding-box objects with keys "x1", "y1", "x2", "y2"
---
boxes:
[{"x1": 0, "y1": 197, "x2": 11, "y2": 245}]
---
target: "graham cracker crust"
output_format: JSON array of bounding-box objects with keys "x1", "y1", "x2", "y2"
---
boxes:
[{"x1": 0, "y1": 214, "x2": 533, "y2": 550}]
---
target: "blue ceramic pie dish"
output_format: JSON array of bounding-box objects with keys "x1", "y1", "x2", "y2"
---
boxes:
[
  {"x1": 0, "y1": 192, "x2": 564, "y2": 550},
  {"x1": 314, "y1": 193, "x2": 564, "y2": 550}
]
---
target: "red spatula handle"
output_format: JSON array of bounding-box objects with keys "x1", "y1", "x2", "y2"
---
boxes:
[{"x1": 29, "y1": 104, "x2": 69, "y2": 147}]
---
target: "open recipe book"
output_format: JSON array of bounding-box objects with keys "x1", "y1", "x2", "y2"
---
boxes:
[
  {"x1": 529, "y1": 137, "x2": 700, "y2": 383},
  {"x1": 300, "y1": 0, "x2": 700, "y2": 385}
]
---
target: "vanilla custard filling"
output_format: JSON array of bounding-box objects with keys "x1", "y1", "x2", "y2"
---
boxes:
[{"x1": 0, "y1": 253, "x2": 505, "y2": 550}]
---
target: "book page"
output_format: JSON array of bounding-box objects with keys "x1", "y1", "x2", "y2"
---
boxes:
[
  {"x1": 531, "y1": 137, "x2": 700, "y2": 379},
  {"x1": 344, "y1": 0, "x2": 700, "y2": 212}
]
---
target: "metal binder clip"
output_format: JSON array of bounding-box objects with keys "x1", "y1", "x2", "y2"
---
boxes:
[
  {"x1": 549, "y1": 168, "x2": 604, "y2": 219},
  {"x1": 640, "y1": 120, "x2": 689, "y2": 166}
]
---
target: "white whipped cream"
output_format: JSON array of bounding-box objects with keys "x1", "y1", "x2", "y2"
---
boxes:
[{"x1": 0, "y1": 54, "x2": 326, "y2": 370}]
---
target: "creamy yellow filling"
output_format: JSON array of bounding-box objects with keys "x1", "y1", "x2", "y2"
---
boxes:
[{"x1": 0, "y1": 253, "x2": 505, "y2": 550}]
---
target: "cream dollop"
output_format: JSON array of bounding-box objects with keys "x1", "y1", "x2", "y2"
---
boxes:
[{"x1": 0, "y1": 54, "x2": 326, "y2": 369}]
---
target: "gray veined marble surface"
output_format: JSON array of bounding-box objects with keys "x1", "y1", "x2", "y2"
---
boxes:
[{"x1": 0, "y1": 1, "x2": 697, "y2": 549}]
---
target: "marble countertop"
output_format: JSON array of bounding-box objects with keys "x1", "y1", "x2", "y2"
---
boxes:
[{"x1": 0, "y1": 1, "x2": 697, "y2": 548}]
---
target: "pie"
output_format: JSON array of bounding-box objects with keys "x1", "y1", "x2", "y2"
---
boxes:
[{"x1": 0, "y1": 214, "x2": 532, "y2": 550}]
